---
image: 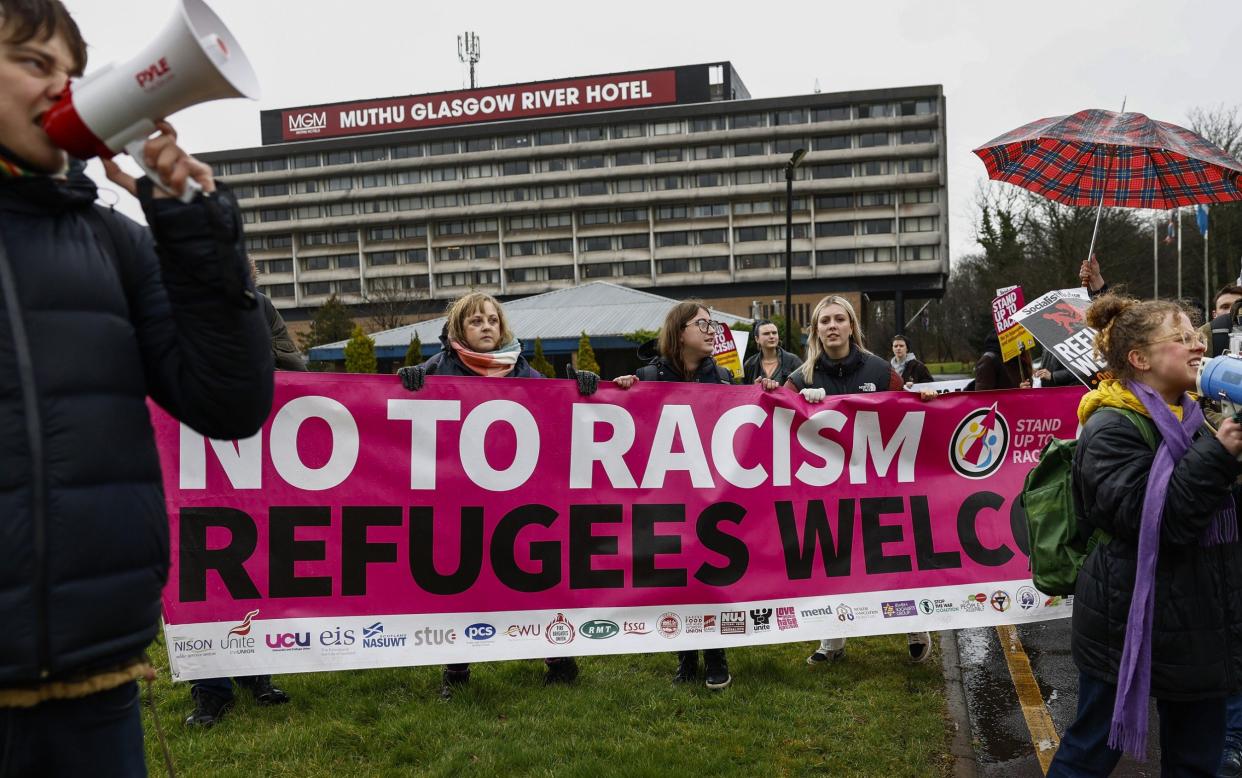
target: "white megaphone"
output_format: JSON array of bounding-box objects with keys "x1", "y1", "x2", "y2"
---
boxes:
[{"x1": 42, "y1": 0, "x2": 259, "y2": 202}]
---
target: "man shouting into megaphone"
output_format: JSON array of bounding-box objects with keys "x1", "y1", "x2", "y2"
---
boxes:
[{"x1": 0, "y1": 1, "x2": 273, "y2": 775}]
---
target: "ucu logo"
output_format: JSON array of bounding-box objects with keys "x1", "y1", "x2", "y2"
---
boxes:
[{"x1": 265, "y1": 632, "x2": 310, "y2": 650}]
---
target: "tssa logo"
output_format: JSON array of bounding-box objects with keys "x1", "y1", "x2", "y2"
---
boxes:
[
  {"x1": 134, "y1": 57, "x2": 171, "y2": 89},
  {"x1": 464, "y1": 623, "x2": 496, "y2": 642},
  {"x1": 288, "y1": 112, "x2": 328, "y2": 134},
  {"x1": 265, "y1": 632, "x2": 310, "y2": 650}
]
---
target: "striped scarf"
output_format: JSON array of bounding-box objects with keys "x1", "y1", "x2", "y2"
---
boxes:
[{"x1": 449, "y1": 337, "x2": 522, "y2": 377}]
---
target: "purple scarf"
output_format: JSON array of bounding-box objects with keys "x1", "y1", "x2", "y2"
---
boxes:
[{"x1": 1109, "y1": 380, "x2": 1238, "y2": 758}]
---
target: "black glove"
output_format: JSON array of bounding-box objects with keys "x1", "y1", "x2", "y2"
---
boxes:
[
  {"x1": 565, "y1": 364, "x2": 599, "y2": 396},
  {"x1": 398, "y1": 365, "x2": 427, "y2": 392}
]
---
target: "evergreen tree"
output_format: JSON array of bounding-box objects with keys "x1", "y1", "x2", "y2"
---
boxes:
[
  {"x1": 299, "y1": 294, "x2": 355, "y2": 350},
  {"x1": 575, "y1": 331, "x2": 600, "y2": 374},
  {"x1": 344, "y1": 325, "x2": 377, "y2": 374},
  {"x1": 403, "y1": 333, "x2": 424, "y2": 367},
  {"x1": 529, "y1": 338, "x2": 554, "y2": 377}
]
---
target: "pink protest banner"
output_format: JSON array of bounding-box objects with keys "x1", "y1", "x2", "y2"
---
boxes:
[{"x1": 154, "y1": 373, "x2": 1085, "y2": 680}]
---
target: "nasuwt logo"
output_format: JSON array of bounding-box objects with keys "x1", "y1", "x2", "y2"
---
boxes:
[{"x1": 950, "y1": 403, "x2": 1010, "y2": 479}]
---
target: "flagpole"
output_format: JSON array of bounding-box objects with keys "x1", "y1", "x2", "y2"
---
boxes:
[{"x1": 1177, "y1": 208, "x2": 1183, "y2": 300}]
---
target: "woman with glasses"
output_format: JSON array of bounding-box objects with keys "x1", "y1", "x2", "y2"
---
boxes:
[
  {"x1": 783, "y1": 295, "x2": 933, "y2": 665},
  {"x1": 1047, "y1": 295, "x2": 1242, "y2": 775},
  {"x1": 397, "y1": 291, "x2": 592, "y2": 699},
  {"x1": 743, "y1": 318, "x2": 803, "y2": 387},
  {"x1": 614, "y1": 300, "x2": 779, "y2": 689}
]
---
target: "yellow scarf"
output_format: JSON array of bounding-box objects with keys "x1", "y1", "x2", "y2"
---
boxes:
[{"x1": 1077, "y1": 378, "x2": 1185, "y2": 425}]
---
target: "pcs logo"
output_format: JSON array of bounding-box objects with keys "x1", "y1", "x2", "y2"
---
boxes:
[{"x1": 950, "y1": 403, "x2": 1010, "y2": 479}]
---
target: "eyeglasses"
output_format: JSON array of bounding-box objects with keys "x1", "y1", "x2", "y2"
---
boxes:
[
  {"x1": 1142, "y1": 329, "x2": 1206, "y2": 349},
  {"x1": 684, "y1": 318, "x2": 723, "y2": 334}
]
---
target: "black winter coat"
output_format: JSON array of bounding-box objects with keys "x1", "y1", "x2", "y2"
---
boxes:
[
  {"x1": 1071, "y1": 408, "x2": 1242, "y2": 700},
  {"x1": 786, "y1": 345, "x2": 901, "y2": 394},
  {"x1": 422, "y1": 342, "x2": 542, "y2": 379},
  {"x1": 636, "y1": 355, "x2": 732, "y2": 384},
  {"x1": 743, "y1": 348, "x2": 802, "y2": 386},
  {"x1": 0, "y1": 169, "x2": 273, "y2": 686}
]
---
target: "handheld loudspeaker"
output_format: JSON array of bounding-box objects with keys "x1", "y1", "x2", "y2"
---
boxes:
[
  {"x1": 42, "y1": 0, "x2": 259, "y2": 202},
  {"x1": 1198, "y1": 354, "x2": 1242, "y2": 419}
]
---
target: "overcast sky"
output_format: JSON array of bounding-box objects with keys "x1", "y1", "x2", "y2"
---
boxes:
[{"x1": 63, "y1": 0, "x2": 1240, "y2": 262}]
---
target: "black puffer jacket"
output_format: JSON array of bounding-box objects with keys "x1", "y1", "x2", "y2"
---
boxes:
[
  {"x1": 0, "y1": 169, "x2": 273, "y2": 686},
  {"x1": 742, "y1": 348, "x2": 802, "y2": 386},
  {"x1": 422, "y1": 334, "x2": 541, "y2": 379},
  {"x1": 1071, "y1": 407, "x2": 1242, "y2": 700},
  {"x1": 786, "y1": 344, "x2": 901, "y2": 394},
  {"x1": 636, "y1": 355, "x2": 732, "y2": 384}
]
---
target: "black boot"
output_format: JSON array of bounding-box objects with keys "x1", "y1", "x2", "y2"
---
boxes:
[
  {"x1": 185, "y1": 687, "x2": 233, "y2": 728},
  {"x1": 673, "y1": 651, "x2": 699, "y2": 683},
  {"x1": 440, "y1": 666, "x2": 470, "y2": 700},
  {"x1": 238, "y1": 675, "x2": 290, "y2": 706},
  {"x1": 703, "y1": 649, "x2": 731, "y2": 690},
  {"x1": 544, "y1": 657, "x2": 579, "y2": 685}
]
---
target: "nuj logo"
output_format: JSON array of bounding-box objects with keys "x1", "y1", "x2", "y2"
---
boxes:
[{"x1": 288, "y1": 112, "x2": 328, "y2": 134}]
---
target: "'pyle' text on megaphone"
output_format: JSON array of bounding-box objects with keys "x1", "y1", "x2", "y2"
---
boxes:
[{"x1": 41, "y1": 0, "x2": 259, "y2": 202}]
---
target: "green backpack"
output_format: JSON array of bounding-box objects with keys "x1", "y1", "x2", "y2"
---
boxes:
[{"x1": 1021, "y1": 407, "x2": 1156, "y2": 596}]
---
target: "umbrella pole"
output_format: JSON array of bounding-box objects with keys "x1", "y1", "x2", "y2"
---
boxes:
[{"x1": 1085, "y1": 99, "x2": 1127, "y2": 271}]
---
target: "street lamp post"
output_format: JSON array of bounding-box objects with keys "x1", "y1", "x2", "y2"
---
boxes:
[{"x1": 783, "y1": 148, "x2": 808, "y2": 352}]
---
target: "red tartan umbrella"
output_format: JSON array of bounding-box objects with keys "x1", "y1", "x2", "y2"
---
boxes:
[{"x1": 973, "y1": 108, "x2": 1242, "y2": 260}]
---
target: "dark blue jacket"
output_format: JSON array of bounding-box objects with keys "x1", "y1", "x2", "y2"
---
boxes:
[
  {"x1": 422, "y1": 338, "x2": 542, "y2": 379},
  {"x1": 0, "y1": 168, "x2": 273, "y2": 686}
]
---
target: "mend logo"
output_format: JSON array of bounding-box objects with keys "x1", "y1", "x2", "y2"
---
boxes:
[
  {"x1": 134, "y1": 57, "x2": 171, "y2": 89},
  {"x1": 287, "y1": 112, "x2": 328, "y2": 135}
]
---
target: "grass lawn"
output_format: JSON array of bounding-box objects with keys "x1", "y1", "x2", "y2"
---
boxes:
[
  {"x1": 141, "y1": 635, "x2": 951, "y2": 777},
  {"x1": 926, "y1": 362, "x2": 973, "y2": 375}
]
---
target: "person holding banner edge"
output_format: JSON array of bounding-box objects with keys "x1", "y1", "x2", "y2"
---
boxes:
[
  {"x1": 783, "y1": 295, "x2": 934, "y2": 665},
  {"x1": 397, "y1": 292, "x2": 597, "y2": 699},
  {"x1": 613, "y1": 300, "x2": 780, "y2": 689}
]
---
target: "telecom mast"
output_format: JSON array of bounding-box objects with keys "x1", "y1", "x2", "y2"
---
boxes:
[{"x1": 458, "y1": 32, "x2": 480, "y2": 89}]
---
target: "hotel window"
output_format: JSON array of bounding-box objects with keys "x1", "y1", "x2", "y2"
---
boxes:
[
  {"x1": 302, "y1": 255, "x2": 331, "y2": 271},
  {"x1": 548, "y1": 265, "x2": 574, "y2": 280},
  {"x1": 544, "y1": 212, "x2": 572, "y2": 228},
  {"x1": 368, "y1": 251, "x2": 398, "y2": 266},
  {"x1": 652, "y1": 121, "x2": 682, "y2": 136},
  {"x1": 465, "y1": 190, "x2": 494, "y2": 205},
  {"x1": 508, "y1": 241, "x2": 538, "y2": 256},
  {"x1": 577, "y1": 155, "x2": 606, "y2": 169},
  {"x1": 696, "y1": 173, "x2": 723, "y2": 188},
  {"x1": 656, "y1": 231, "x2": 689, "y2": 247},
  {"x1": 502, "y1": 188, "x2": 531, "y2": 203},
  {"x1": 259, "y1": 208, "x2": 289, "y2": 223},
  {"x1": 582, "y1": 263, "x2": 615, "y2": 279},
  {"x1": 900, "y1": 98, "x2": 936, "y2": 116},
  {"x1": 902, "y1": 158, "x2": 936, "y2": 174},
  {"x1": 437, "y1": 222, "x2": 465, "y2": 236},
  {"x1": 690, "y1": 116, "x2": 725, "y2": 133},
  {"x1": 812, "y1": 164, "x2": 851, "y2": 179},
  {"x1": 618, "y1": 208, "x2": 647, "y2": 222},
  {"x1": 694, "y1": 203, "x2": 727, "y2": 218},
  {"x1": 900, "y1": 128, "x2": 935, "y2": 144},
  {"x1": 902, "y1": 189, "x2": 938, "y2": 204},
  {"x1": 367, "y1": 226, "x2": 397, "y2": 241},
  {"x1": 902, "y1": 245, "x2": 938, "y2": 261},
  {"x1": 302, "y1": 281, "x2": 331, "y2": 296},
  {"x1": 502, "y1": 160, "x2": 530, "y2": 176},
  {"x1": 359, "y1": 199, "x2": 388, "y2": 214},
  {"x1": 577, "y1": 181, "x2": 608, "y2": 196},
  {"x1": 658, "y1": 258, "x2": 691, "y2": 274},
  {"x1": 429, "y1": 167, "x2": 457, "y2": 182},
  {"x1": 818, "y1": 249, "x2": 856, "y2": 265},
  {"x1": 812, "y1": 135, "x2": 850, "y2": 151},
  {"x1": 337, "y1": 279, "x2": 360, "y2": 295},
  {"x1": 861, "y1": 219, "x2": 893, "y2": 235},
  {"x1": 325, "y1": 202, "x2": 355, "y2": 216},
  {"x1": 290, "y1": 152, "x2": 320, "y2": 169},
  {"x1": 581, "y1": 210, "x2": 611, "y2": 225},
  {"x1": 654, "y1": 148, "x2": 684, "y2": 164},
  {"x1": 815, "y1": 221, "x2": 853, "y2": 238},
  {"x1": 465, "y1": 137, "x2": 494, "y2": 152},
  {"x1": 860, "y1": 247, "x2": 895, "y2": 263},
  {"x1": 621, "y1": 260, "x2": 650, "y2": 276},
  {"x1": 734, "y1": 141, "x2": 765, "y2": 157},
  {"x1": 857, "y1": 103, "x2": 895, "y2": 119},
  {"x1": 357, "y1": 147, "x2": 388, "y2": 162},
  {"x1": 615, "y1": 178, "x2": 646, "y2": 193},
  {"x1": 396, "y1": 170, "x2": 422, "y2": 185},
  {"x1": 734, "y1": 199, "x2": 772, "y2": 215},
  {"x1": 653, "y1": 176, "x2": 682, "y2": 191},
  {"x1": 294, "y1": 205, "x2": 321, "y2": 221},
  {"x1": 257, "y1": 157, "x2": 287, "y2": 172},
  {"x1": 391, "y1": 144, "x2": 422, "y2": 159},
  {"x1": 700, "y1": 256, "x2": 729, "y2": 272},
  {"x1": 615, "y1": 150, "x2": 645, "y2": 166},
  {"x1": 544, "y1": 238, "x2": 572, "y2": 254},
  {"x1": 393, "y1": 196, "x2": 423, "y2": 211},
  {"x1": 656, "y1": 205, "x2": 688, "y2": 220},
  {"x1": 730, "y1": 113, "x2": 765, "y2": 129},
  {"x1": 859, "y1": 191, "x2": 893, "y2": 207},
  {"x1": 537, "y1": 129, "x2": 568, "y2": 146},
  {"x1": 619, "y1": 233, "x2": 648, "y2": 250},
  {"x1": 901, "y1": 216, "x2": 938, "y2": 232},
  {"x1": 260, "y1": 258, "x2": 292, "y2": 273},
  {"x1": 692, "y1": 145, "x2": 724, "y2": 160},
  {"x1": 734, "y1": 169, "x2": 765, "y2": 185},
  {"x1": 508, "y1": 215, "x2": 537, "y2": 231},
  {"x1": 401, "y1": 224, "x2": 427, "y2": 239},
  {"x1": 262, "y1": 283, "x2": 294, "y2": 298},
  {"x1": 859, "y1": 160, "x2": 892, "y2": 176},
  {"x1": 813, "y1": 106, "x2": 851, "y2": 122},
  {"x1": 428, "y1": 140, "x2": 458, "y2": 156},
  {"x1": 221, "y1": 160, "x2": 255, "y2": 175},
  {"x1": 361, "y1": 174, "x2": 388, "y2": 188},
  {"x1": 501, "y1": 134, "x2": 530, "y2": 149},
  {"x1": 232, "y1": 185, "x2": 254, "y2": 199},
  {"x1": 473, "y1": 244, "x2": 499, "y2": 259},
  {"x1": 576, "y1": 126, "x2": 607, "y2": 143},
  {"x1": 464, "y1": 164, "x2": 494, "y2": 179},
  {"x1": 540, "y1": 184, "x2": 570, "y2": 200},
  {"x1": 324, "y1": 150, "x2": 352, "y2": 166},
  {"x1": 581, "y1": 236, "x2": 611, "y2": 252},
  {"x1": 735, "y1": 226, "x2": 768, "y2": 242},
  {"x1": 327, "y1": 176, "x2": 352, "y2": 191},
  {"x1": 337, "y1": 254, "x2": 359, "y2": 269},
  {"x1": 541, "y1": 158, "x2": 568, "y2": 173},
  {"x1": 774, "y1": 138, "x2": 805, "y2": 154},
  {"x1": 697, "y1": 228, "x2": 727, "y2": 244},
  {"x1": 613, "y1": 123, "x2": 644, "y2": 139},
  {"x1": 772, "y1": 109, "x2": 807, "y2": 126},
  {"x1": 858, "y1": 132, "x2": 889, "y2": 148}
]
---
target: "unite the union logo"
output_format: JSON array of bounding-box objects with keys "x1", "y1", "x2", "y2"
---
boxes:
[{"x1": 949, "y1": 402, "x2": 1010, "y2": 479}]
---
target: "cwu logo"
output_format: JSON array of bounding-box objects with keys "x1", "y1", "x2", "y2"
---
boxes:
[{"x1": 950, "y1": 403, "x2": 1010, "y2": 479}]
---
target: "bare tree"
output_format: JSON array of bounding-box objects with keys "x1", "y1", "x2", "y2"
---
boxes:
[
  {"x1": 1189, "y1": 104, "x2": 1242, "y2": 160},
  {"x1": 363, "y1": 278, "x2": 425, "y2": 333}
]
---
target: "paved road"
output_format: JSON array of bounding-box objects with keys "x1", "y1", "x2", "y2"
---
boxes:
[{"x1": 954, "y1": 619, "x2": 1163, "y2": 776}]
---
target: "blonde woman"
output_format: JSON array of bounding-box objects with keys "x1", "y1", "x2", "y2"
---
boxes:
[{"x1": 782, "y1": 295, "x2": 933, "y2": 665}]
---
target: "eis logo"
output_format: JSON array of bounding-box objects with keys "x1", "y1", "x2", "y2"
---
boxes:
[{"x1": 950, "y1": 403, "x2": 1010, "y2": 479}]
